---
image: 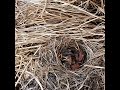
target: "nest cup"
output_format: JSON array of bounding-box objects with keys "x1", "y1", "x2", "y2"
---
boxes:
[{"x1": 57, "y1": 39, "x2": 91, "y2": 71}]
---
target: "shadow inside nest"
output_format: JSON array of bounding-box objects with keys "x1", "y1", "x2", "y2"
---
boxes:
[{"x1": 57, "y1": 39, "x2": 88, "y2": 71}]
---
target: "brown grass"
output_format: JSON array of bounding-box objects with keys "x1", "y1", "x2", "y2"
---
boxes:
[{"x1": 15, "y1": 0, "x2": 105, "y2": 90}]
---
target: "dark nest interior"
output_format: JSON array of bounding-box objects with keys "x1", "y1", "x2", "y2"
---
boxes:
[
  {"x1": 15, "y1": 0, "x2": 105, "y2": 90},
  {"x1": 57, "y1": 39, "x2": 88, "y2": 71}
]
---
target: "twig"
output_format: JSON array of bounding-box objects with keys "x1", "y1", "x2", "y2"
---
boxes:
[
  {"x1": 84, "y1": 65, "x2": 105, "y2": 69},
  {"x1": 25, "y1": 71, "x2": 44, "y2": 90},
  {"x1": 78, "y1": 75, "x2": 89, "y2": 90},
  {"x1": 15, "y1": 46, "x2": 41, "y2": 87},
  {"x1": 53, "y1": 0, "x2": 104, "y2": 20}
]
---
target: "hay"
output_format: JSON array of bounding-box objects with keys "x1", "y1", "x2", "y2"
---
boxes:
[{"x1": 15, "y1": 0, "x2": 105, "y2": 90}]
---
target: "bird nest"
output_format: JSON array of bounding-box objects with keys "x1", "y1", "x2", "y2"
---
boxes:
[{"x1": 15, "y1": 0, "x2": 105, "y2": 90}]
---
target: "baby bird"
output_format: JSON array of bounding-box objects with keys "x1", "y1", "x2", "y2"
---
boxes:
[
  {"x1": 61, "y1": 47, "x2": 85, "y2": 70},
  {"x1": 70, "y1": 63, "x2": 80, "y2": 71}
]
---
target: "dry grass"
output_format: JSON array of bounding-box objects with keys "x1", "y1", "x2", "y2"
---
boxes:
[{"x1": 15, "y1": 0, "x2": 105, "y2": 90}]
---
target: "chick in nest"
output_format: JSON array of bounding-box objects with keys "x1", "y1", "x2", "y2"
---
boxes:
[{"x1": 61, "y1": 46, "x2": 85, "y2": 70}]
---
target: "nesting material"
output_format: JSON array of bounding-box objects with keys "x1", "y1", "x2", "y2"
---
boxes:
[{"x1": 15, "y1": 0, "x2": 105, "y2": 90}]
